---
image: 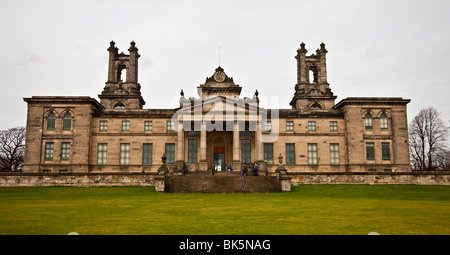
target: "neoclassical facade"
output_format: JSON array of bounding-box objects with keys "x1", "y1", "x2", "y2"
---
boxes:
[{"x1": 23, "y1": 41, "x2": 411, "y2": 174}]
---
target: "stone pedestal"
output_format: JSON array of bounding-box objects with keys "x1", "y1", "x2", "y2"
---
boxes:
[
  {"x1": 280, "y1": 175, "x2": 292, "y2": 192},
  {"x1": 232, "y1": 160, "x2": 241, "y2": 172},
  {"x1": 199, "y1": 160, "x2": 208, "y2": 171},
  {"x1": 154, "y1": 176, "x2": 166, "y2": 192}
]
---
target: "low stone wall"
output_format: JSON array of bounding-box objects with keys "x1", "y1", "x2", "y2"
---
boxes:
[
  {"x1": 289, "y1": 171, "x2": 450, "y2": 185},
  {"x1": 0, "y1": 172, "x2": 158, "y2": 187},
  {"x1": 0, "y1": 171, "x2": 449, "y2": 188}
]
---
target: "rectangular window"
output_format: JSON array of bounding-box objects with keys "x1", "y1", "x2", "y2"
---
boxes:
[
  {"x1": 120, "y1": 143, "x2": 130, "y2": 165},
  {"x1": 286, "y1": 121, "x2": 294, "y2": 132},
  {"x1": 122, "y1": 120, "x2": 130, "y2": 131},
  {"x1": 61, "y1": 142, "x2": 70, "y2": 160},
  {"x1": 330, "y1": 143, "x2": 340, "y2": 165},
  {"x1": 263, "y1": 121, "x2": 272, "y2": 132},
  {"x1": 308, "y1": 143, "x2": 318, "y2": 165},
  {"x1": 264, "y1": 143, "x2": 274, "y2": 165},
  {"x1": 99, "y1": 120, "x2": 107, "y2": 131},
  {"x1": 144, "y1": 121, "x2": 152, "y2": 131},
  {"x1": 382, "y1": 142, "x2": 391, "y2": 160},
  {"x1": 165, "y1": 143, "x2": 175, "y2": 164},
  {"x1": 330, "y1": 121, "x2": 338, "y2": 132},
  {"x1": 308, "y1": 121, "x2": 316, "y2": 131},
  {"x1": 188, "y1": 139, "x2": 198, "y2": 163},
  {"x1": 167, "y1": 121, "x2": 175, "y2": 131},
  {"x1": 366, "y1": 142, "x2": 375, "y2": 160},
  {"x1": 286, "y1": 143, "x2": 296, "y2": 165},
  {"x1": 97, "y1": 143, "x2": 108, "y2": 165},
  {"x1": 241, "y1": 139, "x2": 251, "y2": 164},
  {"x1": 44, "y1": 142, "x2": 54, "y2": 160},
  {"x1": 143, "y1": 143, "x2": 153, "y2": 165}
]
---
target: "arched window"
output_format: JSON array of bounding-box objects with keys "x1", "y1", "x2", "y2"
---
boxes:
[
  {"x1": 310, "y1": 103, "x2": 322, "y2": 110},
  {"x1": 364, "y1": 114, "x2": 373, "y2": 130},
  {"x1": 114, "y1": 102, "x2": 126, "y2": 109},
  {"x1": 47, "y1": 113, "x2": 55, "y2": 130},
  {"x1": 117, "y1": 64, "x2": 127, "y2": 82},
  {"x1": 63, "y1": 113, "x2": 72, "y2": 130},
  {"x1": 380, "y1": 114, "x2": 388, "y2": 130}
]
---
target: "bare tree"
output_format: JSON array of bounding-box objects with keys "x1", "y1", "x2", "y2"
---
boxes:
[
  {"x1": 409, "y1": 107, "x2": 449, "y2": 170},
  {"x1": 0, "y1": 126, "x2": 26, "y2": 171}
]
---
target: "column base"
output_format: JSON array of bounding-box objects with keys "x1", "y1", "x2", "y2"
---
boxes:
[
  {"x1": 199, "y1": 160, "x2": 208, "y2": 171},
  {"x1": 232, "y1": 161, "x2": 241, "y2": 172},
  {"x1": 174, "y1": 160, "x2": 186, "y2": 175}
]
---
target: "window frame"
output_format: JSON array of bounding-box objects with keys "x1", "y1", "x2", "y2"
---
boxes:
[
  {"x1": 143, "y1": 143, "x2": 153, "y2": 165},
  {"x1": 47, "y1": 113, "x2": 55, "y2": 130},
  {"x1": 286, "y1": 143, "x2": 296, "y2": 165},
  {"x1": 61, "y1": 142, "x2": 70, "y2": 160},
  {"x1": 382, "y1": 142, "x2": 391, "y2": 160},
  {"x1": 264, "y1": 143, "x2": 274, "y2": 165},
  {"x1": 308, "y1": 121, "x2": 316, "y2": 131},
  {"x1": 165, "y1": 143, "x2": 175, "y2": 164},
  {"x1": 188, "y1": 139, "x2": 198, "y2": 163},
  {"x1": 97, "y1": 143, "x2": 108, "y2": 165},
  {"x1": 120, "y1": 143, "x2": 130, "y2": 165},
  {"x1": 330, "y1": 143, "x2": 340, "y2": 165},
  {"x1": 330, "y1": 121, "x2": 338, "y2": 132},
  {"x1": 99, "y1": 120, "x2": 108, "y2": 132},
  {"x1": 44, "y1": 142, "x2": 54, "y2": 160},
  {"x1": 241, "y1": 139, "x2": 251, "y2": 164},
  {"x1": 122, "y1": 120, "x2": 130, "y2": 131},
  {"x1": 167, "y1": 120, "x2": 175, "y2": 132},
  {"x1": 366, "y1": 142, "x2": 375, "y2": 160},
  {"x1": 63, "y1": 113, "x2": 72, "y2": 130},
  {"x1": 380, "y1": 114, "x2": 388, "y2": 130},
  {"x1": 307, "y1": 143, "x2": 318, "y2": 165},
  {"x1": 144, "y1": 121, "x2": 153, "y2": 131},
  {"x1": 286, "y1": 121, "x2": 294, "y2": 132},
  {"x1": 364, "y1": 114, "x2": 373, "y2": 130}
]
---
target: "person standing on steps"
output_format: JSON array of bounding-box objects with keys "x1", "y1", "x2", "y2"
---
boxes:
[
  {"x1": 253, "y1": 162, "x2": 259, "y2": 176},
  {"x1": 241, "y1": 165, "x2": 248, "y2": 176}
]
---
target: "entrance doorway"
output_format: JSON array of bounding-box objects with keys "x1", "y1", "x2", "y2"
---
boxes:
[{"x1": 214, "y1": 147, "x2": 225, "y2": 171}]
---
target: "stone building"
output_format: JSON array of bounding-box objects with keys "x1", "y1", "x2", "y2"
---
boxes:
[{"x1": 22, "y1": 41, "x2": 411, "y2": 174}]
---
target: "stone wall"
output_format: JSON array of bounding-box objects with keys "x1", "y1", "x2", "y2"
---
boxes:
[
  {"x1": 1, "y1": 172, "x2": 449, "y2": 188},
  {"x1": 0, "y1": 172, "x2": 158, "y2": 187},
  {"x1": 289, "y1": 171, "x2": 450, "y2": 185}
]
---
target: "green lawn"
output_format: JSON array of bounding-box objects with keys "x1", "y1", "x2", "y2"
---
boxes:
[{"x1": 0, "y1": 185, "x2": 449, "y2": 235}]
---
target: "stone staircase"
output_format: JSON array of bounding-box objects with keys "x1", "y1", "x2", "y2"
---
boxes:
[{"x1": 165, "y1": 171, "x2": 281, "y2": 193}]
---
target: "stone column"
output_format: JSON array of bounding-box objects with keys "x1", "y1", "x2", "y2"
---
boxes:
[
  {"x1": 255, "y1": 122, "x2": 263, "y2": 162},
  {"x1": 232, "y1": 121, "x2": 241, "y2": 170},
  {"x1": 175, "y1": 121, "x2": 185, "y2": 174},
  {"x1": 199, "y1": 122, "x2": 208, "y2": 171}
]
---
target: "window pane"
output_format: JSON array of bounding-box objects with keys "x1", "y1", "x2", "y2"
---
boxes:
[
  {"x1": 264, "y1": 143, "x2": 273, "y2": 164},
  {"x1": 61, "y1": 142, "x2": 70, "y2": 160},
  {"x1": 63, "y1": 113, "x2": 71, "y2": 130},
  {"x1": 308, "y1": 121, "x2": 316, "y2": 131},
  {"x1": 122, "y1": 121, "x2": 130, "y2": 131},
  {"x1": 120, "y1": 143, "x2": 130, "y2": 165},
  {"x1": 97, "y1": 143, "x2": 108, "y2": 165},
  {"x1": 45, "y1": 142, "x2": 54, "y2": 160},
  {"x1": 330, "y1": 143, "x2": 339, "y2": 165},
  {"x1": 165, "y1": 143, "x2": 175, "y2": 164},
  {"x1": 382, "y1": 142, "x2": 390, "y2": 160},
  {"x1": 143, "y1": 143, "x2": 153, "y2": 165},
  {"x1": 99, "y1": 120, "x2": 107, "y2": 131},
  {"x1": 144, "y1": 121, "x2": 152, "y2": 131},
  {"x1": 263, "y1": 121, "x2": 272, "y2": 132},
  {"x1": 188, "y1": 139, "x2": 198, "y2": 163},
  {"x1": 308, "y1": 143, "x2": 318, "y2": 165},
  {"x1": 167, "y1": 121, "x2": 174, "y2": 131},
  {"x1": 380, "y1": 114, "x2": 388, "y2": 130},
  {"x1": 47, "y1": 114, "x2": 55, "y2": 130},
  {"x1": 241, "y1": 139, "x2": 251, "y2": 164},
  {"x1": 286, "y1": 143, "x2": 295, "y2": 165},
  {"x1": 366, "y1": 143, "x2": 375, "y2": 160},
  {"x1": 330, "y1": 121, "x2": 338, "y2": 131},
  {"x1": 365, "y1": 115, "x2": 373, "y2": 130},
  {"x1": 286, "y1": 121, "x2": 294, "y2": 132}
]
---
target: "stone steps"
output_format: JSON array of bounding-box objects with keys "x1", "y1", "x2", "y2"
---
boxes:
[{"x1": 165, "y1": 171, "x2": 281, "y2": 193}]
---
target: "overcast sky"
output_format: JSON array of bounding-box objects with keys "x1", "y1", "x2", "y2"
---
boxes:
[{"x1": 1, "y1": 0, "x2": 450, "y2": 132}]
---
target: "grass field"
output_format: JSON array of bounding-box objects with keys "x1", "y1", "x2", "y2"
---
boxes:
[{"x1": 0, "y1": 185, "x2": 449, "y2": 235}]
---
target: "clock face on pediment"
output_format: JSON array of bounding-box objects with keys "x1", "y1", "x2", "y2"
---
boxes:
[{"x1": 213, "y1": 70, "x2": 226, "y2": 82}]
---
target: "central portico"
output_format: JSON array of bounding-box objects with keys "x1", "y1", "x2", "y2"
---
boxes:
[{"x1": 173, "y1": 66, "x2": 266, "y2": 174}]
